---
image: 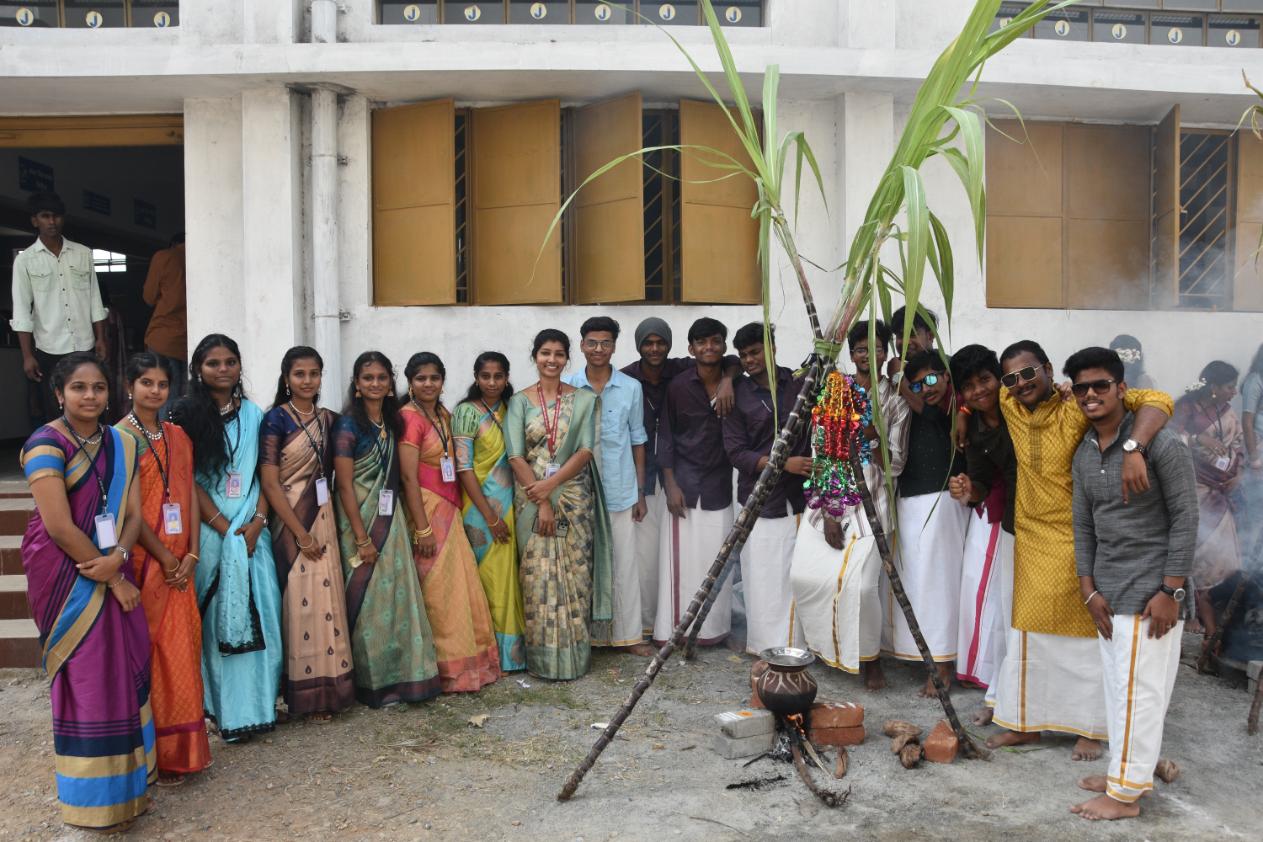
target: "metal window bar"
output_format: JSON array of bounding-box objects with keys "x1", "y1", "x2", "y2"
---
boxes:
[
  {"x1": 455, "y1": 110, "x2": 470, "y2": 304},
  {"x1": 641, "y1": 109, "x2": 680, "y2": 304},
  {"x1": 377, "y1": 1, "x2": 765, "y2": 26},
  {"x1": 5, "y1": 1, "x2": 179, "y2": 27},
  {"x1": 1178, "y1": 131, "x2": 1233, "y2": 308}
]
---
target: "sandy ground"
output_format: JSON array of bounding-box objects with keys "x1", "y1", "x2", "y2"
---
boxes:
[{"x1": 1, "y1": 634, "x2": 1259, "y2": 842}]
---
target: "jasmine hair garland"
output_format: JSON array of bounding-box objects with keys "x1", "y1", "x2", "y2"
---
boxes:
[{"x1": 804, "y1": 371, "x2": 872, "y2": 517}]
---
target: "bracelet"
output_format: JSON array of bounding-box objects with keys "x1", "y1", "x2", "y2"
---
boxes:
[
  {"x1": 488, "y1": 518, "x2": 503, "y2": 529},
  {"x1": 1084, "y1": 590, "x2": 1100, "y2": 606},
  {"x1": 106, "y1": 574, "x2": 125, "y2": 589},
  {"x1": 208, "y1": 511, "x2": 225, "y2": 527},
  {"x1": 296, "y1": 534, "x2": 316, "y2": 550},
  {"x1": 355, "y1": 536, "x2": 373, "y2": 548},
  {"x1": 252, "y1": 512, "x2": 268, "y2": 524},
  {"x1": 412, "y1": 526, "x2": 434, "y2": 541},
  {"x1": 186, "y1": 553, "x2": 199, "y2": 562}
]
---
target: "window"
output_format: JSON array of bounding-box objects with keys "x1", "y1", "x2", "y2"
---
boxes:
[
  {"x1": 995, "y1": 2, "x2": 1263, "y2": 46},
  {"x1": 3, "y1": 0, "x2": 177, "y2": 27},
  {"x1": 377, "y1": 0, "x2": 763, "y2": 26},
  {"x1": 92, "y1": 249, "x2": 128, "y2": 273},
  {"x1": 370, "y1": 95, "x2": 760, "y2": 306}
]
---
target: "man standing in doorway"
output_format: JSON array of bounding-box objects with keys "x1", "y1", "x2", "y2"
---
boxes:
[
  {"x1": 565, "y1": 316, "x2": 655, "y2": 656},
  {"x1": 1067, "y1": 346, "x2": 1196, "y2": 821},
  {"x1": 10, "y1": 191, "x2": 108, "y2": 423},
  {"x1": 143, "y1": 232, "x2": 188, "y2": 413},
  {"x1": 622, "y1": 317, "x2": 737, "y2": 644}
]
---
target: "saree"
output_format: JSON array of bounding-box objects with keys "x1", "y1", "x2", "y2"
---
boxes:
[
  {"x1": 1174, "y1": 397, "x2": 1243, "y2": 590},
  {"x1": 116, "y1": 420, "x2": 211, "y2": 775},
  {"x1": 191, "y1": 399, "x2": 283, "y2": 740},
  {"x1": 399, "y1": 405, "x2": 501, "y2": 692},
  {"x1": 260, "y1": 406, "x2": 356, "y2": 716},
  {"x1": 453, "y1": 400, "x2": 527, "y2": 672},
  {"x1": 333, "y1": 415, "x2": 442, "y2": 707},
  {"x1": 505, "y1": 389, "x2": 613, "y2": 680},
  {"x1": 22, "y1": 424, "x2": 156, "y2": 828}
]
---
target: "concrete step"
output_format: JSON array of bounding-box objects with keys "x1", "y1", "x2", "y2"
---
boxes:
[
  {"x1": 0, "y1": 480, "x2": 30, "y2": 499},
  {"x1": 0, "y1": 498, "x2": 33, "y2": 536},
  {"x1": 0, "y1": 535, "x2": 20, "y2": 575},
  {"x1": 0, "y1": 617, "x2": 40, "y2": 669},
  {"x1": 0, "y1": 574, "x2": 30, "y2": 621}
]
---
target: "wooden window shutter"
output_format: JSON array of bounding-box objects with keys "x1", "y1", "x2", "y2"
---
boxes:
[
  {"x1": 573, "y1": 93, "x2": 646, "y2": 304},
  {"x1": 678, "y1": 99, "x2": 760, "y2": 304},
  {"x1": 985, "y1": 120, "x2": 1065, "y2": 308},
  {"x1": 371, "y1": 99, "x2": 457, "y2": 305},
  {"x1": 470, "y1": 100, "x2": 562, "y2": 305},
  {"x1": 1233, "y1": 127, "x2": 1263, "y2": 311},
  {"x1": 1150, "y1": 107, "x2": 1180, "y2": 309}
]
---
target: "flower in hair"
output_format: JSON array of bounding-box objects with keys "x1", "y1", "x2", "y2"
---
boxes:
[
  {"x1": 1184, "y1": 377, "x2": 1207, "y2": 394},
  {"x1": 1114, "y1": 347, "x2": 1142, "y2": 365}
]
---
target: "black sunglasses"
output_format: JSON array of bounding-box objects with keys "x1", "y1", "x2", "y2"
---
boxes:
[
  {"x1": 909, "y1": 373, "x2": 942, "y2": 394},
  {"x1": 1071, "y1": 378, "x2": 1117, "y2": 397},
  {"x1": 1000, "y1": 365, "x2": 1040, "y2": 389}
]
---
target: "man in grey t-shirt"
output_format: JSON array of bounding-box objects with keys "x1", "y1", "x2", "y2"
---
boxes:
[{"x1": 1067, "y1": 347, "x2": 1198, "y2": 822}]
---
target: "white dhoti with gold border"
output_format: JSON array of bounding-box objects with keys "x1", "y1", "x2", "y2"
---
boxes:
[
  {"x1": 653, "y1": 501, "x2": 733, "y2": 646},
  {"x1": 634, "y1": 488, "x2": 665, "y2": 636},
  {"x1": 992, "y1": 628, "x2": 1107, "y2": 739},
  {"x1": 740, "y1": 505, "x2": 803, "y2": 656},
  {"x1": 956, "y1": 517, "x2": 1013, "y2": 690},
  {"x1": 883, "y1": 491, "x2": 968, "y2": 661}
]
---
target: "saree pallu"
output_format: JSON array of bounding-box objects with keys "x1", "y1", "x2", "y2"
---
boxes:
[
  {"x1": 505, "y1": 389, "x2": 613, "y2": 680},
  {"x1": 22, "y1": 425, "x2": 156, "y2": 828},
  {"x1": 453, "y1": 400, "x2": 526, "y2": 672},
  {"x1": 400, "y1": 406, "x2": 501, "y2": 693},
  {"x1": 116, "y1": 421, "x2": 211, "y2": 775},
  {"x1": 333, "y1": 416, "x2": 441, "y2": 707},
  {"x1": 192, "y1": 400, "x2": 283, "y2": 740},
  {"x1": 261, "y1": 407, "x2": 355, "y2": 715}
]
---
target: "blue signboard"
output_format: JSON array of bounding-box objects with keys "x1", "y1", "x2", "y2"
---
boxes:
[
  {"x1": 83, "y1": 190, "x2": 112, "y2": 216},
  {"x1": 18, "y1": 157, "x2": 54, "y2": 192},
  {"x1": 134, "y1": 199, "x2": 157, "y2": 229}
]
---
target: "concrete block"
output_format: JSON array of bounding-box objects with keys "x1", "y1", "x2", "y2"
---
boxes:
[
  {"x1": 810, "y1": 701, "x2": 864, "y2": 729},
  {"x1": 809, "y1": 725, "x2": 866, "y2": 747},
  {"x1": 712, "y1": 730, "x2": 775, "y2": 760},
  {"x1": 923, "y1": 720, "x2": 958, "y2": 764},
  {"x1": 714, "y1": 708, "x2": 775, "y2": 740}
]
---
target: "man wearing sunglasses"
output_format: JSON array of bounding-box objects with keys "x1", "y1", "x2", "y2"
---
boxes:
[
  {"x1": 987, "y1": 340, "x2": 1173, "y2": 764},
  {"x1": 1067, "y1": 347, "x2": 1196, "y2": 821},
  {"x1": 886, "y1": 351, "x2": 968, "y2": 698}
]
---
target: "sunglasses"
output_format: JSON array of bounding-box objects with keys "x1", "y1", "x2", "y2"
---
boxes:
[
  {"x1": 1071, "y1": 378, "x2": 1117, "y2": 397},
  {"x1": 1000, "y1": 365, "x2": 1040, "y2": 389},
  {"x1": 909, "y1": 373, "x2": 942, "y2": 394}
]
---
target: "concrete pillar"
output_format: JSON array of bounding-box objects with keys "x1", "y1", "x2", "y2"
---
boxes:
[{"x1": 243, "y1": 0, "x2": 304, "y2": 43}]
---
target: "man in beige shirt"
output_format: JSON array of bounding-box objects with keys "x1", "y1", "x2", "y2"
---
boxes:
[{"x1": 142, "y1": 232, "x2": 187, "y2": 414}]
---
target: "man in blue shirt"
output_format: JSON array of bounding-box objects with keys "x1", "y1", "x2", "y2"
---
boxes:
[{"x1": 566, "y1": 316, "x2": 654, "y2": 656}]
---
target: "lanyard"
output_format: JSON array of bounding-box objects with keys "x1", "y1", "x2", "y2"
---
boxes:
[
  {"x1": 1196, "y1": 401, "x2": 1225, "y2": 442},
  {"x1": 127, "y1": 414, "x2": 171, "y2": 499},
  {"x1": 413, "y1": 398, "x2": 451, "y2": 458},
  {"x1": 537, "y1": 385, "x2": 562, "y2": 461},
  {"x1": 63, "y1": 419, "x2": 108, "y2": 513},
  {"x1": 224, "y1": 410, "x2": 242, "y2": 466},
  {"x1": 479, "y1": 399, "x2": 504, "y2": 435},
  {"x1": 290, "y1": 403, "x2": 326, "y2": 477},
  {"x1": 368, "y1": 415, "x2": 390, "y2": 470}
]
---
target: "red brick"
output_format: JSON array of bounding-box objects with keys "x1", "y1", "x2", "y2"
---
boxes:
[
  {"x1": 923, "y1": 719, "x2": 959, "y2": 764},
  {"x1": 810, "y1": 701, "x2": 864, "y2": 729},
  {"x1": 809, "y1": 725, "x2": 865, "y2": 747}
]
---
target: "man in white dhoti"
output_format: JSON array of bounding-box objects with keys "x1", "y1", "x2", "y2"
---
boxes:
[
  {"x1": 885, "y1": 350, "x2": 969, "y2": 697},
  {"x1": 565, "y1": 316, "x2": 655, "y2": 655},
  {"x1": 722, "y1": 323, "x2": 813, "y2": 656},
  {"x1": 654, "y1": 318, "x2": 736, "y2": 647},
  {"x1": 1067, "y1": 346, "x2": 1197, "y2": 821},
  {"x1": 948, "y1": 345, "x2": 1016, "y2": 721}
]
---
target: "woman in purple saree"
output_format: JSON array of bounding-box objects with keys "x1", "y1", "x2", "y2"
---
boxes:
[{"x1": 22, "y1": 352, "x2": 155, "y2": 831}]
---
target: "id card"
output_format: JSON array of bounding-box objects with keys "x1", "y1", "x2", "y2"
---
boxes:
[
  {"x1": 315, "y1": 477, "x2": 330, "y2": 507},
  {"x1": 545, "y1": 462, "x2": 560, "y2": 478},
  {"x1": 378, "y1": 489, "x2": 395, "y2": 517},
  {"x1": 162, "y1": 502, "x2": 183, "y2": 535},
  {"x1": 94, "y1": 512, "x2": 118, "y2": 549},
  {"x1": 226, "y1": 471, "x2": 243, "y2": 499},
  {"x1": 1214, "y1": 454, "x2": 1232, "y2": 472},
  {"x1": 440, "y1": 456, "x2": 456, "y2": 483}
]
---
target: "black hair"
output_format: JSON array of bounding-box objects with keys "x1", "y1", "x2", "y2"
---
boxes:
[
  {"x1": 1063, "y1": 347, "x2": 1124, "y2": 384},
  {"x1": 531, "y1": 329, "x2": 570, "y2": 359},
  {"x1": 950, "y1": 344, "x2": 1001, "y2": 387},
  {"x1": 1108, "y1": 333, "x2": 1145, "y2": 383},
  {"x1": 344, "y1": 351, "x2": 402, "y2": 437},
  {"x1": 847, "y1": 319, "x2": 892, "y2": 353},
  {"x1": 124, "y1": 351, "x2": 174, "y2": 388},
  {"x1": 170, "y1": 333, "x2": 244, "y2": 477},
  {"x1": 905, "y1": 350, "x2": 946, "y2": 381},
  {"x1": 1199, "y1": 360, "x2": 1239, "y2": 389},
  {"x1": 687, "y1": 317, "x2": 728, "y2": 344},
  {"x1": 733, "y1": 322, "x2": 771, "y2": 352},
  {"x1": 461, "y1": 351, "x2": 515, "y2": 405},
  {"x1": 52, "y1": 351, "x2": 110, "y2": 397},
  {"x1": 28, "y1": 191, "x2": 65, "y2": 216},
  {"x1": 891, "y1": 305, "x2": 937, "y2": 337},
  {"x1": 404, "y1": 352, "x2": 447, "y2": 409},
  {"x1": 579, "y1": 316, "x2": 620, "y2": 340},
  {"x1": 271, "y1": 345, "x2": 324, "y2": 409},
  {"x1": 1250, "y1": 343, "x2": 1263, "y2": 378},
  {"x1": 1000, "y1": 339, "x2": 1050, "y2": 367}
]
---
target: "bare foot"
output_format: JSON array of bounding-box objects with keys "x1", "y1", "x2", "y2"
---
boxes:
[
  {"x1": 723, "y1": 636, "x2": 745, "y2": 654},
  {"x1": 863, "y1": 660, "x2": 887, "y2": 691},
  {"x1": 1072, "y1": 737, "x2": 1103, "y2": 761},
  {"x1": 1155, "y1": 758, "x2": 1180, "y2": 784},
  {"x1": 918, "y1": 663, "x2": 954, "y2": 698},
  {"x1": 973, "y1": 706, "x2": 994, "y2": 726},
  {"x1": 626, "y1": 642, "x2": 656, "y2": 657},
  {"x1": 156, "y1": 772, "x2": 186, "y2": 787},
  {"x1": 1070, "y1": 794, "x2": 1140, "y2": 821},
  {"x1": 986, "y1": 730, "x2": 1040, "y2": 749},
  {"x1": 307, "y1": 712, "x2": 333, "y2": 723},
  {"x1": 1078, "y1": 775, "x2": 1107, "y2": 793}
]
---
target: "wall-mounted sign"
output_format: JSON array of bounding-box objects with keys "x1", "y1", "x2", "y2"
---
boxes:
[
  {"x1": 1225, "y1": 28, "x2": 1242, "y2": 46},
  {"x1": 83, "y1": 190, "x2": 111, "y2": 216},
  {"x1": 464, "y1": 4, "x2": 481, "y2": 21},
  {"x1": 134, "y1": 199, "x2": 157, "y2": 229},
  {"x1": 1111, "y1": 23, "x2": 1127, "y2": 40},
  {"x1": 530, "y1": 2, "x2": 547, "y2": 20},
  {"x1": 725, "y1": 6, "x2": 742, "y2": 24},
  {"x1": 658, "y1": 4, "x2": 676, "y2": 22},
  {"x1": 18, "y1": 157, "x2": 54, "y2": 193},
  {"x1": 1168, "y1": 26, "x2": 1184, "y2": 44},
  {"x1": 15, "y1": 6, "x2": 34, "y2": 26},
  {"x1": 153, "y1": 10, "x2": 171, "y2": 27},
  {"x1": 85, "y1": 9, "x2": 104, "y2": 28},
  {"x1": 1054, "y1": 19, "x2": 1070, "y2": 36},
  {"x1": 403, "y1": 3, "x2": 421, "y2": 22},
  {"x1": 593, "y1": 3, "x2": 611, "y2": 21}
]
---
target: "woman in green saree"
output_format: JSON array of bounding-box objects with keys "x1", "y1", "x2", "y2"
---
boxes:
[{"x1": 505, "y1": 330, "x2": 612, "y2": 680}]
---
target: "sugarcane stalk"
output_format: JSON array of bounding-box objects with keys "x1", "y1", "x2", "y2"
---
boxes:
[
  {"x1": 1249, "y1": 669, "x2": 1262, "y2": 735},
  {"x1": 556, "y1": 363, "x2": 821, "y2": 802}
]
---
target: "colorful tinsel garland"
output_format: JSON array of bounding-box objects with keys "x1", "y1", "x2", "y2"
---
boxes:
[{"x1": 804, "y1": 371, "x2": 873, "y2": 517}]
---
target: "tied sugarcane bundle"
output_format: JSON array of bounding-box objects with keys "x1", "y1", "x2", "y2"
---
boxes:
[{"x1": 804, "y1": 372, "x2": 872, "y2": 517}]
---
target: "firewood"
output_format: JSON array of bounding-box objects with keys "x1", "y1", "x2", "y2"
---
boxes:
[
  {"x1": 882, "y1": 719, "x2": 922, "y2": 739},
  {"x1": 834, "y1": 747, "x2": 849, "y2": 780},
  {"x1": 890, "y1": 733, "x2": 918, "y2": 754},
  {"x1": 899, "y1": 742, "x2": 924, "y2": 769}
]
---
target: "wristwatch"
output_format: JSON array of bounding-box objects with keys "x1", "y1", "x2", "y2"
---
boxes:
[
  {"x1": 1159, "y1": 584, "x2": 1186, "y2": 603},
  {"x1": 1122, "y1": 438, "x2": 1148, "y2": 457},
  {"x1": 115, "y1": 546, "x2": 130, "y2": 564}
]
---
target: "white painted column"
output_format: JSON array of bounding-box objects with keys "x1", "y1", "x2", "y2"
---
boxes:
[{"x1": 310, "y1": 87, "x2": 342, "y2": 401}]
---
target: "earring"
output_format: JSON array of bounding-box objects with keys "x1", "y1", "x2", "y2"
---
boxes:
[
  {"x1": 127, "y1": 393, "x2": 132, "y2": 401},
  {"x1": 355, "y1": 389, "x2": 362, "y2": 398},
  {"x1": 286, "y1": 384, "x2": 292, "y2": 397}
]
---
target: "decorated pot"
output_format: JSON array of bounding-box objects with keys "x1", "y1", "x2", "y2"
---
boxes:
[{"x1": 755, "y1": 647, "x2": 818, "y2": 715}]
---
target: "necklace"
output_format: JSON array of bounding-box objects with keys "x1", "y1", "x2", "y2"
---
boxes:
[
  {"x1": 288, "y1": 400, "x2": 316, "y2": 418},
  {"x1": 219, "y1": 400, "x2": 235, "y2": 416},
  {"x1": 64, "y1": 418, "x2": 103, "y2": 446},
  {"x1": 126, "y1": 412, "x2": 164, "y2": 442}
]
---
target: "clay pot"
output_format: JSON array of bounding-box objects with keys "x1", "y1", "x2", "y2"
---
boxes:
[{"x1": 754, "y1": 647, "x2": 819, "y2": 716}]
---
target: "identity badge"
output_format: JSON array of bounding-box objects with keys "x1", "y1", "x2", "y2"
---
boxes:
[
  {"x1": 226, "y1": 471, "x2": 243, "y2": 499},
  {"x1": 378, "y1": 489, "x2": 395, "y2": 517},
  {"x1": 315, "y1": 477, "x2": 330, "y2": 507},
  {"x1": 440, "y1": 456, "x2": 456, "y2": 483},
  {"x1": 162, "y1": 502, "x2": 183, "y2": 535},
  {"x1": 94, "y1": 512, "x2": 118, "y2": 549},
  {"x1": 545, "y1": 462, "x2": 560, "y2": 478}
]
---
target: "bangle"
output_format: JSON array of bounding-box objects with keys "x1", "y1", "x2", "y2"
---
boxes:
[
  {"x1": 412, "y1": 526, "x2": 434, "y2": 541},
  {"x1": 186, "y1": 553, "x2": 199, "y2": 562},
  {"x1": 107, "y1": 574, "x2": 125, "y2": 589},
  {"x1": 208, "y1": 511, "x2": 225, "y2": 527},
  {"x1": 1084, "y1": 590, "x2": 1100, "y2": 606},
  {"x1": 296, "y1": 534, "x2": 316, "y2": 550},
  {"x1": 252, "y1": 512, "x2": 268, "y2": 524},
  {"x1": 355, "y1": 536, "x2": 373, "y2": 548},
  {"x1": 488, "y1": 518, "x2": 502, "y2": 529}
]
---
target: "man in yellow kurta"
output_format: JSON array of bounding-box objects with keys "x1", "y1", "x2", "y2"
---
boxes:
[{"x1": 986, "y1": 340, "x2": 1172, "y2": 760}]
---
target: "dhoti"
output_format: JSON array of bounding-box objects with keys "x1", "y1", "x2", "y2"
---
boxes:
[
  {"x1": 884, "y1": 491, "x2": 968, "y2": 661},
  {"x1": 634, "y1": 488, "x2": 665, "y2": 636},
  {"x1": 740, "y1": 505, "x2": 803, "y2": 656},
  {"x1": 992, "y1": 628, "x2": 1107, "y2": 739},
  {"x1": 654, "y1": 501, "x2": 733, "y2": 646},
  {"x1": 956, "y1": 517, "x2": 1013, "y2": 690},
  {"x1": 593, "y1": 508, "x2": 644, "y2": 647}
]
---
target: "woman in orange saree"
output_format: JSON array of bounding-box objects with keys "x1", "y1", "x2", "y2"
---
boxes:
[
  {"x1": 399, "y1": 352, "x2": 500, "y2": 693},
  {"x1": 117, "y1": 352, "x2": 211, "y2": 784}
]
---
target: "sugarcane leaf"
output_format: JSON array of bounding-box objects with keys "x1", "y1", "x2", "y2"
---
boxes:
[
  {"x1": 928, "y1": 210, "x2": 955, "y2": 323},
  {"x1": 941, "y1": 105, "x2": 985, "y2": 263},
  {"x1": 700, "y1": 0, "x2": 762, "y2": 166},
  {"x1": 899, "y1": 165, "x2": 929, "y2": 356}
]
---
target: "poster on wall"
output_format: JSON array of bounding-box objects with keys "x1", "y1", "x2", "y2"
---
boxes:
[
  {"x1": 134, "y1": 199, "x2": 157, "y2": 229},
  {"x1": 18, "y1": 157, "x2": 54, "y2": 193},
  {"x1": 83, "y1": 190, "x2": 112, "y2": 216}
]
